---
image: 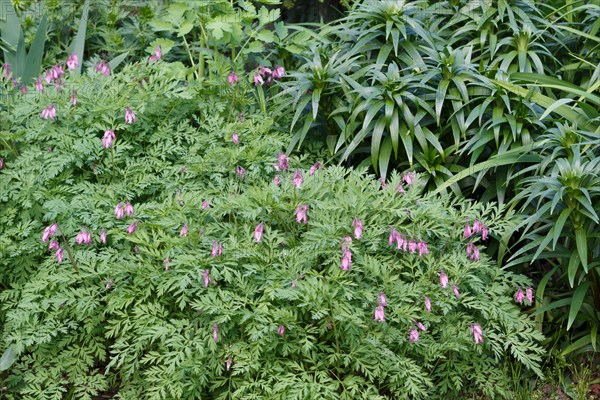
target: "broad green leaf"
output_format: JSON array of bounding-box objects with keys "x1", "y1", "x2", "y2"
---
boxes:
[
  {"x1": 552, "y1": 208, "x2": 572, "y2": 250},
  {"x1": 0, "y1": 345, "x2": 16, "y2": 371},
  {"x1": 379, "y1": 137, "x2": 392, "y2": 179},
  {"x1": 22, "y1": 14, "x2": 47, "y2": 85},
  {"x1": 575, "y1": 228, "x2": 588, "y2": 271},
  {"x1": 108, "y1": 53, "x2": 129, "y2": 71},
  {"x1": 567, "y1": 282, "x2": 590, "y2": 330},
  {"x1": 0, "y1": 0, "x2": 22, "y2": 66},
  {"x1": 568, "y1": 251, "x2": 580, "y2": 288},
  {"x1": 539, "y1": 98, "x2": 574, "y2": 121}
]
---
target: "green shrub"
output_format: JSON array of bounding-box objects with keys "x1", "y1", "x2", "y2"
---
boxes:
[{"x1": 0, "y1": 57, "x2": 545, "y2": 398}]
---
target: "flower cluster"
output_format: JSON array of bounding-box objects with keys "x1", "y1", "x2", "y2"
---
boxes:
[
  {"x1": 148, "y1": 47, "x2": 162, "y2": 63},
  {"x1": 253, "y1": 65, "x2": 285, "y2": 86},
  {"x1": 75, "y1": 228, "x2": 92, "y2": 245},
  {"x1": 388, "y1": 228, "x2": 429, "y2": 257},
  {"x1": 42, "y1": 224, "x2": 64, "y2": 263},
  {"x1": 374, "y1": 292, "x2": 387, "y2": 322},
  {"x1": 340, "y1": 236, "x2": 352, "y2": 271},
  {"x1": 95, "y1": 60, "x2": 111, "y2": 76},
  {"x1": 464, "y1": 219, "x2": 489, "y2": 240},
  {"x1": 515, "y1": 287, "x2": 534, "y2": 305}
]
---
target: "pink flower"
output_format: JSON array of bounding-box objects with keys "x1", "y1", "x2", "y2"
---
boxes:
[
  {"x1": 2, "y1": 63, "x2": 10, "y2": 79},
  {"x1": 352, "y1": 218, "x2": 363, "y2": 239},
  {"x1": 408, "y1": 240, "x2": 417, "y2": 253},
  {"x1": 473, "y1": 220, "x2": 483, "y2": 233},
  {"x1": 389, "y1": 227, "x2": 399, "y2": 246},
  {"x1": 374, "y1": 304, "x2": 385, "y2": 322},
  {"x1": 452, "y1": 284, "x2": 460, "y2": 299},
  {"x1": 272, "y1": 65, "x2": 285, "y2": 79},
  {"x1": 463, "y1": 224, "x2": 472, "y2": 238},
  {"x1": 125, "y1": 107, "x2": 137, "y2": 124},
  {"x1": 42, "y1": 225, "x2": 55, "y2": 242},
  {"x1": 291, "y1": 280, "x2": 297, "y2": 288},
  {"x1": 201, "y1": 201, "x2": 210, "y2": 210},
  {"x1": 52, "y1": 65, "x2": 64, "y2": 80},
  {"x1": 148, "y1": 47, "x2": 161, "y2": 63},
  {"x1": 0, "y1": 158, "x2": 3, "y2": 170},
  {"x1": 515, "y1": 288, "x2": 525, "y2": 304},
  {"x1": 417, "y1": 241, "x2": 428, "y2": 257},
  {"x1": 378, "y1": 292, "x2": 387, "y2": 307},
  {"x1": 75, "y1": 229, "x2": 91, "y2": 245},
  {"x1": 114, "y1": 203, "x2": 125, "y2": 219},
  {"x1": 236, "y1": 166, "x2": 245, "y2": 178},
  {"x1": 254, "y1": 223, "x2": 264, "y2": 243},
  {"x1": 425, "y1": 296, "x2": 431, "y2": 312},
  {"x1": 253, "y1": 73, "x2": 264, "y2": 86},
  {"x1": 163, "y1": 258, "x2": 170, "y2": 272},
  {"x1": 211, "y1": 241, "x2": 223, "y2": 257},
  {"x1": 395, "y1": 182, "x2": 405, "y2": 194},
  {"x1": 417, "y1": 322, "x2": 427, "y2": 332},
  {"x1": 471, "y1": 323, "x2": 484, "y2": 344},
  {"x1": 228, "y1": 71, "x2": 238, "y2": 86},
  {"x1": 273, "y1": 175, "x2": 281, "y2": 186},
  {"x1": 275, "y1": 153, "x2": 289, "y2": 172},
  {"x1": 292, "y1": 169, "x2": 303, "y2": 188},
  {"x1": 409, "y1": 328, "x2": 419, "y2": 343},
  {"x1": 96, "y1": 61, "x2": 111, "y2": 76},
  {"x1": 180, "y1": 223, "x2": 188, "y2": 237},
  {"x1": 402, "y1": 172, "x2": 415, "y2": 186},
  {"x1": 526, "y1": 287, "x2": 534, "y2": 304},
  {"x1": 55, "y1": 247, "x2": 64, "y2": 263},
  {"x1": 203, "y1": 269, "x2": 210, "y2": 288},
  {"x1": 482, "y1": 225, "x2": 489, "y2": 241},
  {"x1": 341, "y1": 248, "x2": 352, "y2": 270},
  {"x1": 467, "y1": 243, "x2": 480, "y2": 261},
  {"x1": 20, "y1": 84, "x2": 27, "y2": 94},
  {"x1": 440, "y1": 271, "x2": 448, "y2": 288},
  {"x1": 309, "y1": 162, "x2": 321, "y2": 176},
  {"x1": 340, "y1": 236, "x2": 352, "y2": 250},
  {"x1": 277, "y1": 325, "x2": 285, "y2": 336},
  {"x1": 226, "y1": 358, "x2": 232, "y2": 371},
  {"x1": 102, "y1": 130, "x2": 116, "y2": 148},
  {"x1": 70, "y1": 90, "x2": 77, "y2": 107},
  {"x1": 35, "y1": 78, "x2": 44, "y2": 92},
  {"x1": 127, "y1": 222, "x2": 138, "y2": 235},
  {"x1": 379, "y1": 178, "x2": 388, "y2": 189},
  {"x1": 232, "y1": 132, "x2": 239, "y2": 144},
  {"x1": 48, "y1": 240, "x2": 60, "y2": 251},
  {"x1": 66, "y1": 53, "x2": 79, "y2": 70},
  {"x1": 213, "y1": 323, "x2": 219, "y2": 342},
  {"x1": 124, "y1": 203, "x2": 134, "y2": 217},
  {"x1": 295, "y1": 204, "x2": 308, "y2": 224},
  {"x1": 40, "y1": 104, "x2": 56, "y2": 120},
  {"x1": 100, "y1": 229, "x2": 107, "y2": 244},
  {"x1": 259, "y1": 66, "x2": 272, "y2": 76}
]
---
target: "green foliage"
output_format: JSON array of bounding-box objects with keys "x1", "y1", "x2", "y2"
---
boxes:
[{"x1": 0, "y1": 57, "x2": 544, "y2": 398}]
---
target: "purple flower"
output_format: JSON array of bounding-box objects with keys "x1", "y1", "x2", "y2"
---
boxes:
[
  {"x1": 352, "y1": 218, "x2": 363, "y2": 239},
  {"x1": 272, "y1": 65, "x2": 285, "y2": 79},
  {"x1": 309, "y1": 162, "x2": 321, "y2": 176},
  {"x1": 292, "y1": 169, "x2": 303, "y2": 188},
  {"x1": 203, "y1": 269, "x2": 210, "y2": 288},
  {"x1": 100, "y1": 229, "x2": 107, "y2": 244},
  {"x1": 96, "y1": 61, "x2": 111, "y2": 76},
  {"x1": 201, "y1": 200, "x2": 210, "y2": 210},
  {"x1": 402, "y1": 172, "x2": 415, "y2": 186},
  {"x1": 295, "y1": 204, "x2": 308, "y2": 224},
  {"x1": 409, "y1": 328, "x2": 419, "y2": 343},
  {"x1": 70, "y1": 90, "x2": 77, "y2": 107},
  {"x1": 164, "y1": 258, "x2": 170, "y2": 272},
  {"x1": 253, "y1": 73, "x2": 264, "y2": 86},
  {"x1": 211, "y1": 241, "x2": 223, "y2": 257},
  {"x1": 127, "y1": 222, "x2": 138, "y2": 235},
  {"x1": 515, "y1": 288, "x2": 525, "y2": 304},
  {"x1": 467, "y1": 243, "x2": 480, "y2": 261},
  {"x1": 55, "y1": 247, "x2": 64, "y2": 263},
  {"x1": 148, "y1": 47, "x2": 161, "y2": 63},
  {"x1": 452, "y1": 284, "x2": 460, "y2": 299},
  {"x1": 236, "y1": 166, "x2": 245, "y2": 178},
  {"x1": 124, "y1": 203, "x2": 134, "y2": 217},
  {"x1": 180, "y1": 223, "x2": 188, "y2": 237},
  {"x1": 374, "y1": 304, "x2": 385, "y2": 322},
  {"x1": 378, "y1": 292, "x2": 387, "y2": 307},
  {"x1": 417, "y1": 322, "x2": 427, "y2": 332},
  {"x1": 463, "y1": 224, "x2": 472, "y2": 238},
  {"x1": 66, "y1": 53, "x2": 79, "y2": 70},
  {"x1": 277, "y1": 325, "x2": 285, "y2": 336},
  {"x1": 35, "y1": 78, "x2": 44, "y2": 92},
  {"x1": 440, "y1": 271, "x2": 448, "y2": 288},
  {"x1": 471, "y1": 323, "x2": 484, "y2": 344},
  {"x1": 425, "y1": 296, "x2": 431, "y2": 313},
  {"x1": 526, "y1": 287, "x2": 534, "y2": 304},
  {"x1": 213, "y1": 323, "x2": 219, "y2": 342},
  {"x1": 40, "y1": 104, "x2": 56, "y2": 120},
  {"x1": 114, "y1": 203, "x2": 125, "y2": 219},
  {"x1": 125, "y1": 107, "x2": 138, "y2": 124},
  {"x1": 273, "y1": 175, "x2": 281, "y2": 186},
  {"x1": 254, "y1": 223, "x2": 264, "y2": 243},
  {"x1": 232, "y1": 132, "x2": 239, "y2": 144},
  {"x1": 340, "y1": 248, "x2": 352, "y2": 271},
  {"x1": 275, "y1": 153, "x2": 289, "y2": 172},
  {"x1": 48, "y1": 240, "x2": 60, "y2": 251},
  {"x1": 228, "y1": 71, "x2": 238, "y2": 86},
  {"x1": 102, "y1": 130, "x2": 116, "y2": 148}
]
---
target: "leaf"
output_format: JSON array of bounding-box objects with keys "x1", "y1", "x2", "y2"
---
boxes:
[
  {"x1": 0, "y1": 345, "x2": 17, "y2": 371},
  {"x1": 108, "y1": 53, "x2": 129, "y2": 71},
  {"x1": 567, "y1": 282, "x2": 590, "y2": 330},
  {"x1": 68, "y1": 0, "x2": 90, "y2": 75},
  {"x1": 575, "y1": 228, "x2": 588, "y2": 272},
  {"x1": 568, "y1": 251, "x2": 580, "y2": 288},
  {"x1": 592, "y1": 325, "x2": 598, "y2": 352},
  {"x1": 0, "y1": 0, "x2": 22, "y2": 65},
  {"x1": 22, "y1": 14, "x2": 47, "y2": 85},
  {"x1": 378, "y1": 137, "x2": 392, "y2": 179},
  {"x1": 561, "y1": 334, "x2": 591, "y2": 356},
  {"x1": 539, "y1": 98, "x2": 574, "y2": 121}
]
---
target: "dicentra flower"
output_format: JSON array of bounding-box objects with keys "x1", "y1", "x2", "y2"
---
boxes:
[
  {"x1": 75, "y1": 228, "x2": 92, "y2": 245},
  {"x1": 228, "y1": 71, "x2": 238, "y2": 86},
  {"x1": 353, "y1": 218, "x2": 363, "y2": 239},
  {"x1": 95, "y1": 61, "x2": 111, "y2": 76},
  {"x1": 482, "y1": 225, "x2": 489, "y2": 241},
  {"x1": 213, "y1": 323, "x2": 219, "y2": 342},
  {"x1": 417, "y1": 322, "x2": 427, "y2": 332},
  {"x1": 463, "y1": 224, "x2": 472, "y2": 238},
  {"x1": 272, "y1": 65, "x2": 285, "y2": 79},
  {"x1": 378, "y1": 292, "x2": 387, "y2": 307},
  {"x1": 66, "y1": 53, "x2": 79, "y2": 70},
  {"x1": 124, "y1": 203, "x2": 134, "y2": 217},
  {"x1": 236, "y1": 166, "x2": 245, "y2": 178},
  {"x1": 203, "y1": 269, "x2": 210, "y2": 288},
  {"x1": 402, "y1": 171, "x2": 415, "y2": 186},
  {"x1": 48, "y1": 240, "x2": 60, "y2": 251},
  {"x1": 374, "y1": 304, "x2": 385, "y2": 322},
  {"x1": 55, "y1": 247, "x2": 64, "y2": 263},
  {"x1": 102, "y1": 130, "x2": 116, "y2": 148},
  {"x1": 127, "y1": 222, "x2": 138, "y2": 235},
  {"x1": 526, "y1": 287, "x2": 534, "y2": 304},
  {"x1": 452, "y1": 284, "x2": 460, "y2": 299},
  {"x1": 295, "y1": 204, "x2": 308, "y2": 224},
  {"x1": 277, "y1": 325, "x2": 285, "y2": 336},
  {"x1": 409, "y1": 328, "x2": 419, "y2": 343},
  {"x1": 471, "y1": 323, "x2": 484, "y2": 344},
  {"x1": 114, "y1": 203, "x2": 125, "y2": 219},
  {"x1": 148, "y1": 47, "x2": 161, "y2": 63},
  {"x1": 515, "y1": 287, "x2": 525, "y2": 304},
  {"x1": 253, "y1": 72, "x2": 264, "y2": 86},
  {"x1": 273, "y1": 175, "x2": 281, "y2": 186},
  {"x1": 40, "y1": 104, "x2": 56, "y2": 120},
  {"x1": 226, "y1": 358, "x2": 232, "y2": 371},
  {"x1": 467, "y1": 243, "x2": 480, "y2": 261},
  {"x1": 309, "y1": 162, "x2": 321, "y2": 176},
  {"x1": 35, "y1": 77, "x2": 44, "y2": 92},
  {"x1": 254, "y1": 223, "x2": 264, "y2": 243},
  {"x1": 201, "y1": 201, "x2": 210, "y2": 210},
  {"x1": 417, "y1": 241, "x2": 428, "y2": 257},
  {"x1": 340, "y1": 248, "x2": 352, "y2": 270},
  {"x1": 70, "y1": 90, "x2": 77, "y2": 107},
  {"x1": 440, "y1": 271, "x2": 449, "y2": 288},
  {"x1": 232, "y1": 132, "x2": 239, "y2": 144},
  {"x1": 211, "y1": 241, "x2": 223, "y2": 257},
  {"x1": 124, "y1": 107, "x2": 137, "y2": 124},
  {"x1": 292, "y1": 169, "x2": 303, "y2": 188},
  {"x1": 99, "y1": 229, "x2": 107, "y2": 244},
  {"x1": 0, "y1": 158, "x2": 3, "y2": 170},
  {"x1": 2, "y1": 63, "x2": 10, "y2": 79},
  {"x1": 275, "y1": 153, "x2": 289, "y2": 172},
  {"x1": 42, "y1": 224, "x2": 57, "y2": 242},
  {"x1": 424, "y1": 296, "x2": 431, "y2": 312},
  {"x1": 180, "y1": 223, "x2": 188, "y2": 237},
  {"x1": 163, "y1": 258, "x2": 170, "y2": 272}
]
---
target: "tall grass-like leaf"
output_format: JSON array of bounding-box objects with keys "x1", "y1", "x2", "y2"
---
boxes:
[
  {"x1": 567, "y1": 282, "x2": 590, "y2": 330},
  {"x1": 21, "y1": 14, "x2": 47, "y2": 85},
  {"x1": 109, "y1": 53, "x2": 129, "y2": 71},
  {"x1": 0, "y1": 0, "x2": 22, "y2": 68},
  {"x1": 68, "y1": 0, "x2": 90, "y2": 75}
]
